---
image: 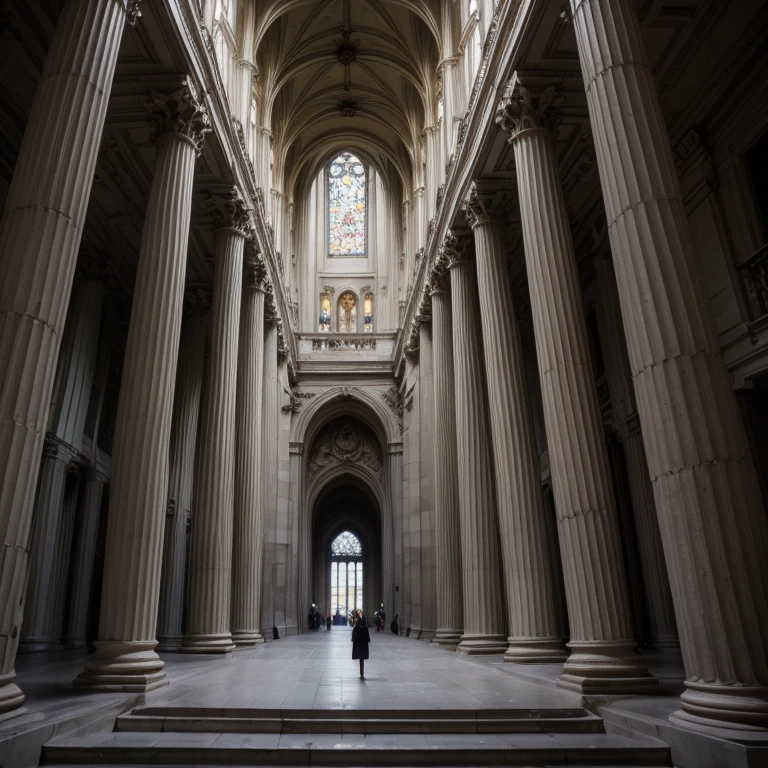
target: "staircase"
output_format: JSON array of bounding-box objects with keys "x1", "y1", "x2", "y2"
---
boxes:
[{"x1": 41, "y1": 705, "x2": 672, "y2": 766}]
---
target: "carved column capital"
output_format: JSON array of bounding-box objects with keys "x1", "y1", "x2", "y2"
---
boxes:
[
  {"x1": 464, "y1": 183, "x2": 508, "y2": 229},
  {"x1": 442, "y1": 230, "x2": 474, "y2": 269},
  {"x1": 207, "y1": 188, "x2": 251, "y2": 234},
  {"x1": 122, "y1": 0, "x2": 142, "y2": 27},
  {"x1": 496, "y1": 73, "x2": 564, "y2": 141},
  {"x1": 145, "y1": 78, "x2": 211, "y2": 155}
]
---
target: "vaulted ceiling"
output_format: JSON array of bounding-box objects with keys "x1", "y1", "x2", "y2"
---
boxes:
[{"x1": 253, "y1": 0, "x2": 444, "y2": 197}]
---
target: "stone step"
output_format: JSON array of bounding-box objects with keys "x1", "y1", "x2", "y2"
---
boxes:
[
  {"x1": 115, "y1": 705, "x2": 605, "y2": 734},
  {"x1": 42, "y1": 730, "x2": 672, "y2": 767}
]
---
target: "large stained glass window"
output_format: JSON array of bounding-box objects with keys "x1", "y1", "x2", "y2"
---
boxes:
[
  {"x1": 330, "y1": 531, "x2": 363, "y2": 619},
  {"x1": 328, "y1": 152, "x2": 366, "y2": 257}
]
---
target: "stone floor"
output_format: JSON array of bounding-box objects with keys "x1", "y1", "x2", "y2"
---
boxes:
[{"x1": 1, "y1": 629, "x2": 763, "y2": 768}]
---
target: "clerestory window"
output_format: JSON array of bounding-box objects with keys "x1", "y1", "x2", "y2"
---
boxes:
[{"x1": 328, "y1": 152, "x2": 366, "y2": 257}]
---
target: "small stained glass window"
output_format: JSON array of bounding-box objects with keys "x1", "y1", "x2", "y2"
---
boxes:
[
  {"x1": 331, "y1": 531, "x2": 363, "y2": 557},
  {"x1": 328, "y1": 152, "x2": 366, "y2": 257}
]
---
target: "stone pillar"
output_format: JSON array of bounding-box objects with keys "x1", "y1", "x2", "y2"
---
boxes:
[
  {"x1": 385, "y1": 442, "x2": 402, "y2": 617},
  {"x1": 19, "y1": 438, "x2": 78, "y2": 653},
  {"x1": 183, "y1": 194, "x2": 249, "y2": 654},
  {"x1": 444, "y1": 234, "x2": 507, "y2": 655},
  {"x1": 231, "y1": 250, "x2": 267, "y2": 647},
  {"x1": 496, "y1": 76, "x2": 655, "y2": 693},
  {"x1": 594, "y1": 260, "x2": 678, "y2": 649},
  {"x1": 63, "y1": 466, "x2": 108, "y2": 649},
  {"x1": 465, "y1": 185, "x2": 566, "y2": 664},
  {"x1": 156, "y1": 298, "x2": 209, "y2": 651},
  {"x1": 74, "y1": 80, "x2": 210, "y2": 692},
  {"x1": 0, "y1": 0, "x2": 128, "y2": 715},
  {"x1": 428, "y1": 264, "x2": 463, "y2": 647},
  {"x1": 571, "y1": 0, "x2": 768, "y2": 728}
]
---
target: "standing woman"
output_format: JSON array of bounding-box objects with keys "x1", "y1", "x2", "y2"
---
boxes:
[{"x1": 351, "y1": 608, "x2": 370, "y2": 679}]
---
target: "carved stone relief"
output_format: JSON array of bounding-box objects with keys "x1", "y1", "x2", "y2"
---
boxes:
[{"x1": 308, "y1": 418, "x2": 382, "y2": 478}]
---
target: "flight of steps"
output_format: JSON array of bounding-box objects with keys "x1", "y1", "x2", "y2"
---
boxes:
[{"x1": 41, "y1": 705, "x2": 672, "y2": 767}]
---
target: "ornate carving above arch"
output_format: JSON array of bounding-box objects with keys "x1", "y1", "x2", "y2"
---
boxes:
[{"x1": 290, "y1": 385, "x2": 402, "y2": 447}]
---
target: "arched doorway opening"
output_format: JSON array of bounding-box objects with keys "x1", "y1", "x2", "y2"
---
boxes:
[{"x1": 311, "y1": 470, "x2": 382, "y2": 624}]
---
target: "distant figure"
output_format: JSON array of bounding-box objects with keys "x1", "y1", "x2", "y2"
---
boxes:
[
  {"x1": 390, "y1": 613, "x2": 399, "y2": 635},
  {"x1": 351, "y1": 608, "x2": 370, "y2": 679},
  {"x1": 326, "y1": 613, "x2": 332, "y2": 631},
  {"x1": 272, "y1": 626, "x2": 280, "y2": 640}
]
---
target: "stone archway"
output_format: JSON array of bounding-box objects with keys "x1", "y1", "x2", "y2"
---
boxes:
[{"x1": 291, "y1": 389, "x2": 401, "y2": 628}]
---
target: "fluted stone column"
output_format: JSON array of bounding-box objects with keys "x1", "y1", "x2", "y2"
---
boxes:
[
  {"x1": 444, "y1": 234, "x2": 507, "y2": 655},
  {"x1": 0, "y1": 0, "x2": 128, "y2": 715},
  {"x1": 75, "y1": 80, "x2": 210, "y2": 692},
  {"x1": 497, "y1": 77, "x2": 655, "y2": 693},
  {"x1": 156, "y1": 299, "x2": 209, "y2": 651},
  {"x1": 231, "y1": 251, "x2": 267, "y2": 647},
  {"x1": 183, "y1": 195, "x2": 249, "y2": 654},
  {"x1": 19, "y1": 438, "x2": 77, "y2": 653},
  {"x1": 428, "y1": 264, "x2": 463, "y2": 647},
  {"x1": 594, "y1": 260, "x2": 678, "y2": 649},
  {"x1": 63, "y1": 466, "x2": 108, "y2": 648},
  {"x1": 466, "y1": 186, "x2": 566, "y2": 664},
  {"x1": 571, "y1": 0, "x2": 768, "y2": 729}
]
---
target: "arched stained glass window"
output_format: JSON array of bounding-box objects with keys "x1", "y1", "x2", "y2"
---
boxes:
[
  {"x1": 331, "y1": 531, "x2": 363, "y2": 557},
  {"x1": 328, "y1": 152, "x2": 366, "y2": 257}
]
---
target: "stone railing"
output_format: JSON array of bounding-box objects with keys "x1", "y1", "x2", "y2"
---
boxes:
[
  {"x1": 311, "y1": 336, "x2": 376, "y2": 351},
  {"x1": 737, "y1": 243, "x2": 768, "y2": 327}
]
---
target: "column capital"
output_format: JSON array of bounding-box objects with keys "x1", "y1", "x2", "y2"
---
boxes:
[
  {"x1": 442, "y1": 230, "x2": 474, "y2": 270},
  {"x1": 122, "y1": 0, "x2": 142, "y2": 27},
  {"x1": 464, "y1": 183, "x2": 508, "y2": 229},
  {"x1": 243, "y1": 252, "x2": 269, "y2": 292},
  {"x1": 206, "y1": 187, "x2": 251, "y2": 235},
  {"x1": 496, "y1": 73, "x2": 564, "y2": 141},
  {"x1": 145, "y1": 78, "x2": 211, "y2": 155},
  {"x1": 428, "y1": 250, "x2": 450, "y2": 296}
]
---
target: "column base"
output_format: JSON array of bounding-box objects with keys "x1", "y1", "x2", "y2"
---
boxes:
[
  {"x1": 17, "y1": 638, "x2": 57, "y2": 654},
  {"x1": 60, "y1": 637, "x2": 90, "y2": 650},
  {"x1": 504, "y1": 637, "x2": 568, "y2": 664},
  {"x1": 156, "y1": 633, "x2": 183, "y2": 652},
  {"x1": 0, "y1": 672, "x2": 25, "y2": 717},
  {"x1": 73, "y1": 641, "x2": 168, "y2": 693},
  {"x1": 432, "y1": 629, "x2": 462, "y2": 648},
  {"x1": 181, "y1": 632, "x2": 236, "y2": 654},
  {"x1": 670, "y1": 681, "x2": 768, "y2": 732},
  {"x1": 456, "y1": 633, "x2": 508, "y2": 655},
  {"x1": 653, "y1": 636, "x2": 681, "y2": 650},
  {"x1": 232, "y1": 631, "x2": 265, "y2": 647},
  {"x1": 557, "y1": 640, "x2": 657, "y2": 695}
]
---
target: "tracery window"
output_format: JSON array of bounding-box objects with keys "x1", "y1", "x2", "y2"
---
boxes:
[
  {"x1": 328, "y1": 152, "x2": 366, "y2": 257},
  {"x1": 331, "y1": 531, "x2": 363, "y2": 557},
  {"x1": 330, "y1": 531, "x2": 363, "y2": 618}
]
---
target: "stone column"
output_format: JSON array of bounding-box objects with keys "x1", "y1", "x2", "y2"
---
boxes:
[
  {"x1": 594, "y1": 260, "x2": 678, "y2": 649},
  {"x1": 496, "y1": 76, "x2": 655, "y2": 693},
  {"x1": 231, "y1": 250, "x2": 267, "y2": 647},
  {"x1": 183, "y1": 194, "x2": 249, "y2": 654},
  {"x1": 465, "y1": 185, "x2": 566, "y2": 664},
  {"x1": 19, "y1": 437, "x2": 78, "y2": 653},
  {"x1": 385, "y1": 442, "x2": 402, "y2": 617},
  {"x1": 74, "y1": 80, "x2": 210, "y2": 692},
  {"x1": 571, "y1": 0, "x2": 768, "y2": 728},
  {"x1": 156, "y1": 297, "x2": 209, "y2": 651},
  {"x1": 444, "y1": 234, "x2": 507, "y2": 655},
  {"x1": 428, "y1": 263, "x2": 463, "y2": 647},
  {"x1": 0, "y1": 0, "x2": 128, "y2": 715},
  {"x1": 63, "y1": 466, "x2": 108, "y2": 649}
]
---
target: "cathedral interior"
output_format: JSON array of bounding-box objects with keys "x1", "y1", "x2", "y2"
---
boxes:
[{"x1": 0, "y1": 1, "x2": 768, "y2": 766}]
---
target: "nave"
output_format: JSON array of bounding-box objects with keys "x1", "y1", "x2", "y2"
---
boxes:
[{"x1": 8, "y1": 629, "x2": 682, "y2": 767}]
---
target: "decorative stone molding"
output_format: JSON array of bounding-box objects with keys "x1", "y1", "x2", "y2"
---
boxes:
[
  {"x1": 442, "y1": 230, "x2": 474, "y2": 269},
  {"x1": 311, "y1": 337, "x2": 376, "y2": 351},
  {"x1": 207, "y1": 188, "x2": 250, "y2": 234},
  {"x1": 281, "y1": 388, "x2": 316, "y2": 414},
  {"x1": 123, "y1": 0, "x2": 142, "y2": 27},
  {"x1": 464, "y1": 183, "x2": 508, "y2": 229},
  {"x1": 381, "y1": 385, "x2": 404, "y2": 431},
  {"x1": 145, "y1": 78, "x2": 211, "y2": 155},
  {"x1": 496, "y1": 73, "x2": 564, "y2": 140},
  {"x1": 308, "y1": 419, "x2": 382, "y2": 478}
]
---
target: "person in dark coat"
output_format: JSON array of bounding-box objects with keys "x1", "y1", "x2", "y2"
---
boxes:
[{"x1": 351, "y1": 608, "x2": 370, "y2": 679}]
